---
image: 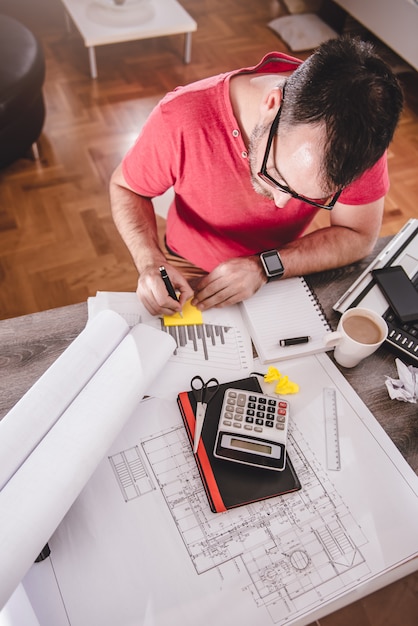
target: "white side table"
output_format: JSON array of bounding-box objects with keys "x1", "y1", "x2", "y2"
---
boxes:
[{"x1": 60, "y1": 0, "x2": 197, "y2": 78}]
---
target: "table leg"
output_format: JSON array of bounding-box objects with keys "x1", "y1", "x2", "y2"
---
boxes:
[
  {"x1": 64, "y1": 10, "x2": 72, "y2": 34},
  {"x1": 88, "y1": 46, "x2": 98, "y2": 79},
  {"x1": 184, "y1": 32, "x2": 192, "y2": 64},
  {"x1": 30, "y1": 142, "x2": 41, "y2": 161}
]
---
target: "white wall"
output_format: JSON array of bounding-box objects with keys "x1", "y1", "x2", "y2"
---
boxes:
[{"x1": 333, "y1": 0, "x2": 418, "y2": 70}]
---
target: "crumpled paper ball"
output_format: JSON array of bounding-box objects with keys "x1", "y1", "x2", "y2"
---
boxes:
[
  {"x1": 264, "y1": 366, "x2": 299, "y2": 394},
  {"x1": 385, "y1": 358, "x2": 418, "y2": 403}
]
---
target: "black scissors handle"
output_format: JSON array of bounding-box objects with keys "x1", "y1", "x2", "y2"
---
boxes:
[{"x1": 190, "y1": 375, "x2": 220, "y2": 404}]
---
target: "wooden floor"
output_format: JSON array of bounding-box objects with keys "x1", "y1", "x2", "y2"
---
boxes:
[
  {"x1": 0, "y1": 0, "x2": 417, "y2": 622},
  {"x1": 1, "y1": 0, "x2": 418, "y2": 322}
]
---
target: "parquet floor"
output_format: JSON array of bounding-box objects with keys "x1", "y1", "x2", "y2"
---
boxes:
[
  {"x1": 1, "y1": 0, "x2": 418, "y2": 322},
  {"x1": 0, "y1": 0, "x2": 417, "y2": 623}
]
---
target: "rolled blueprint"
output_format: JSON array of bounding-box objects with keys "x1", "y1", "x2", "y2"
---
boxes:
[
  {"x1": 0, "y1": 583, "x2": 40, "y2": 626},
  {"x1": 0, "y1": 322, "x2": 175, "y2": 609},
  {"x1": 0, "y1": 310, "x2": 131, "y2": 491}
]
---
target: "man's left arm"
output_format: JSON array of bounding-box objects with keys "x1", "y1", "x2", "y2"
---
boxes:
[
  {"x1": 279, "y1": 196, "x2": 384, "y2": 276},
  {"x1": 191, "y1": 197, "x2": 384, "y2": 310}
]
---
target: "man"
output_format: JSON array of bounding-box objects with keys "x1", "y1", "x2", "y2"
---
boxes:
[{"x1": 109, "y1": 36, "x2": 403, "y2": 317}]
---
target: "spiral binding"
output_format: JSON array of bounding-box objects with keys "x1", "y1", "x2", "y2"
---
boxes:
[{"x1": 301, "y1": 277, "x2": 332, "y2": 331}]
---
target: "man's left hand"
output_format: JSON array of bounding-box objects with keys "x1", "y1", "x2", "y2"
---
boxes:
[{"x1": 191, "y1": 256, "x2": 266, "y2": 311}]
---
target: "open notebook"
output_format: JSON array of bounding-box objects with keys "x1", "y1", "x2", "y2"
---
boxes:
[{"x1": 240, "y1": 276, "x2": 332, "y2": 363}]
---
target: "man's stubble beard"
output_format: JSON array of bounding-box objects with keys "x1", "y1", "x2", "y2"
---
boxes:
[{"x1": 248, "y1": 123, "x2": 274, "y2": 200}]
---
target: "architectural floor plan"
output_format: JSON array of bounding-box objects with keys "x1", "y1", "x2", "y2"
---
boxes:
[
  {"x1": 21, "y1": 349, "x2": 418, "y2": 626},
  {"x1": 111, "y1": 418, "x2": 370, "y2": 623}
]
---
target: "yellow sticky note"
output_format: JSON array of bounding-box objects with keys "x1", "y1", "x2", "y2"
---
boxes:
[{"x1": 163, "y1": 299, "x2": 203, "y2": 326}]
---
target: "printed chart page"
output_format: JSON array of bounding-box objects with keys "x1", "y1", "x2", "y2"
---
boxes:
[
  {"x1": 88, "y1": 291, "x2": 255, "y2": 399},
  {"x1": 22, "y1": 353, "x2": 418, "y2": 626}
]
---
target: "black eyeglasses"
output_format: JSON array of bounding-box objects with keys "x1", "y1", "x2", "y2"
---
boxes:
[{"x1": 257, "y1": 106, "x2": 342, "y2": 210}]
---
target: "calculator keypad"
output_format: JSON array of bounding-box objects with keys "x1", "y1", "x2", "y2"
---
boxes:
[
  {"x1": 221, "y1": 390, "x2": 289, "y2": 442},
  {"x1": 214, "y1": 388, "x2": 289, "y2": 470}
]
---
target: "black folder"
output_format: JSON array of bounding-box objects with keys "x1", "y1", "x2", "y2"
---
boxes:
[{"x1": 177, "y1": 376, "x2": 301, "y2": 513}]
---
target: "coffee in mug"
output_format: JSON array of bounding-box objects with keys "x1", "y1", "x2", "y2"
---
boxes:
[
  {"x1": 324, "y1": 307, "x2": 388, "y2": 368},
  {"x1": 341, "y1": 315, "x2": 385, "y2": 345}
]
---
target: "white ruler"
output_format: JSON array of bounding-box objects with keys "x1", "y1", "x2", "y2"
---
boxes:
[{"x1": 323, "y1": 387, "x2": 341, "y2": 471}]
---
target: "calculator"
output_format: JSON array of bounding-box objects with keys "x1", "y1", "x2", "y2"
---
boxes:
[{"x1": 213, "y1": 389, "x2": 289, "y2": 471}]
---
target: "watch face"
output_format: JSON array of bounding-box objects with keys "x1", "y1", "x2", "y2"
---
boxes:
[{"x1": 261, "y1": 251, "x2": 284, "y2": 278}]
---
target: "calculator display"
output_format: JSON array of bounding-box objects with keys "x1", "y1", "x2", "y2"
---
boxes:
[{"x1": 230, "y1": 438, "x2": 272, "y2": 455}]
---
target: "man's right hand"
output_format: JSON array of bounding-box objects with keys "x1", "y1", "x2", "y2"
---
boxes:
[{"x1": 137, "y1": 264, "x2": 194, "y2": 317}]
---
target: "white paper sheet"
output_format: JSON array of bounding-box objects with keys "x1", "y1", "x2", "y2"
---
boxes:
[
  {"x1": 22, "y1": 354, "x2": 418, "y2": 626},
  {"x1": 0, "y1": 324, "x2": 175, "y2": 609}
]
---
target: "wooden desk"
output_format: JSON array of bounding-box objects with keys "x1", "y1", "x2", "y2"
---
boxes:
[
  {"x1": 1, "y1": 237, "x2": 417, "y2": 624},
  {"x1": 308, "y1": 239, "x2": 418, "y2": 474},
  {"x1": 1, "y1": 237, "x2": 416, "y2": 470}
]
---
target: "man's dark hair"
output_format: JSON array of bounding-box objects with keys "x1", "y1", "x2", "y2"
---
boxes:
[{"x1": 281, "y1": 36, "x2": 404, "y2": 189}]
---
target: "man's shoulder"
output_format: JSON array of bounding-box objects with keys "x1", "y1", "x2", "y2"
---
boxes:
[
  {"x1": 159, "y1": 51, "x2": 302, "y2": 106},
  {"x1": 154, "y1": 74, "x2": 226, "y2": 126},
  {"x1": 339, "y1": 153, "x2": 389, "y2": 205},
  {"x1": 162, "y1": 73, "x2": 225, "y2": 104}
]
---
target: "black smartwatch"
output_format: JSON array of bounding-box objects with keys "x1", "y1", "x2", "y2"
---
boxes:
[{"x1": 260, "y1": 250, "x2": 285, "y2": 282}]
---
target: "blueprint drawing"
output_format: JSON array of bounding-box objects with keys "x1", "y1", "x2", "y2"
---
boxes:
[{"x1": 108, "y1": 419, "x2": 370, "y2": 623}]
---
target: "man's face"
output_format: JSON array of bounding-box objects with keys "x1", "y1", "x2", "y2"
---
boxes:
[{"x1": 249, "y1": 120, "x2": 333, "y2": 208}]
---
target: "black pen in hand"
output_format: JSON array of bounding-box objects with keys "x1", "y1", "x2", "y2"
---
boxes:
[{"x1": 159, "y1": 266, "x2": 183, "y2": 317}]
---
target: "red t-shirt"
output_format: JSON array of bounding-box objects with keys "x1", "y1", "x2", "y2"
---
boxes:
[{"x1": 122, "y1": 52, "x2": 389, "y2": 272}]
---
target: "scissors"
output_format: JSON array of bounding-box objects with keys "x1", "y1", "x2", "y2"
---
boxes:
[{"x1": 190, "y1": 375, "x2": 220, "y2": 453}]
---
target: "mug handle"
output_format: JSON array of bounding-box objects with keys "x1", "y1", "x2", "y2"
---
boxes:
[{"x1": 323, "y1": 331, "x2": 342, "y2": 348}]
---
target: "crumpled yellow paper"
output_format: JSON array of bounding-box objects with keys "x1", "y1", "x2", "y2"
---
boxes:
[
  {"x1": 264, "y1": 366, "x2": 299, "y2": 394},
  {"x1": 274, "y1": 375, "x2": 299, "y2": 394}
]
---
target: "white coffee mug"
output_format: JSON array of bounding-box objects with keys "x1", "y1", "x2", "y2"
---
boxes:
[{"x1": 324, "y1": 307, "x2": 388, "y2": 368}]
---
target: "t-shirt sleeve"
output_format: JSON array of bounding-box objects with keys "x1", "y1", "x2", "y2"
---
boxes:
[
  {"x1": 338, "y1": 152, "x2": 389, "y2": 205},
  {"x1": 121, "y1": 98, "x2": 177, "y2": 197}
]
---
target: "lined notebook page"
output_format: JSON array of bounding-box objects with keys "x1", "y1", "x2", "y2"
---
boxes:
[{"x1": 240, "y1": 277, "x2": 332, "y2": 363}]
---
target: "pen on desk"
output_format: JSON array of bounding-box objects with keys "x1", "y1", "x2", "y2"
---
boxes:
[
  {"x1": 279, "y1": 336, "x2": 311, "y2": 347},
  {"x1": 159, "y1": 266, "x2": 183, "y2": 317}
]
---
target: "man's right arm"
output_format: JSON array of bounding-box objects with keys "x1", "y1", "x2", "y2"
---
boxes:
[
  {"x1": 110, "y1": 163, "x2": 164, "y2": 272},
  {"x1": 109, "y1": 163, "x2": 193, "y2": 315}
]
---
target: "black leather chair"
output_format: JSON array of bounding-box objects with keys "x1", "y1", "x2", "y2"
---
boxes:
[{"x1": 0, "y1": 14, "x2": 46, "y2": 169}]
